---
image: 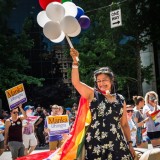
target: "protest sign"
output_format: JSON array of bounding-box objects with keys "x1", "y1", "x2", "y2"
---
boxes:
[
  {"x1": 5, "y1": 83, "x2": 27, "y2": 110},
  {"x1": 47, "y1": 115, "x2": 69, "y2": 135}
]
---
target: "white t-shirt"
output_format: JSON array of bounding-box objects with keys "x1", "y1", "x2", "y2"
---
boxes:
[
  {"x1": 128, "y1": 119, "x2": 137, "y2": 146},
  {"x1": 143, "y1": 104, "x2": 160, "y2": 132}
]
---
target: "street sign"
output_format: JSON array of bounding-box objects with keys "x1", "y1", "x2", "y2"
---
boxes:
[{"x1": 110, "y1": 9, "x2": 122, "y2": 28}]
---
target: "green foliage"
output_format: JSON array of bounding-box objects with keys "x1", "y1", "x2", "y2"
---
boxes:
[
  {"x1": 0, "y1": 0, "x2": 44, "y2": 93},
  {"x1": 73, "y1": 0, "x2": 159, "y2": 97},
  {"x1": 141, "y1": 64, "x2": 154, "y2": 84}
]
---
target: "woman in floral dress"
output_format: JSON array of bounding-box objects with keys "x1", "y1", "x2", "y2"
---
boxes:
[{"x1": 70, "y1": 48, "x2": 135, "y2": 160}]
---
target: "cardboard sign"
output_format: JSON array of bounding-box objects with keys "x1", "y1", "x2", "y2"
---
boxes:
[
  {"x1": 47, "y1": 115, "x2": 69, "y2": 135},
  {"x1": 5, "y1": 83, "x2": 27, "y2": 110}
]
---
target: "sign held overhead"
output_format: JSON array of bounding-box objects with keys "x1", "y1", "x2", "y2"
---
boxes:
[{"x1": 110, "y1": 9, "x2": 122, "y2": 28}]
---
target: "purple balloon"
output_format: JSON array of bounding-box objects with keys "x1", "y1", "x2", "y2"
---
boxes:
[{"x1": 78, "y1": 15, "x2": 90, "y2": 29}]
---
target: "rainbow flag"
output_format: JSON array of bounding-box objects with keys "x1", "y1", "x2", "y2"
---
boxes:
[
  {"x1": 46, "y1": 97, "x2": 91, "y2": 160},
  {"x1": 16, "y1": 151, "x2": 54, "y2": 160},
  {"x1": 150, "y1": 110, "x2": 160, "y2": 127}
]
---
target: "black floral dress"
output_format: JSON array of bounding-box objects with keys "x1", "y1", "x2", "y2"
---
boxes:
[{"x1": 85, "y1": 90, "x2": 133, "y2": 160}]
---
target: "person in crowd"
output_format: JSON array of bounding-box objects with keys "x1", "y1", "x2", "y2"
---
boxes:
[
  {"x1": 126, "y1": 105, "x2": 137, "y2": 147},
  {"x1": 59, "y1": 106, "x2": 65, "y2": 115},
  {"x1": 22, "y1": 106, "x2": 37, "y2": 155},
  {"x1": 70, "y1": 48, "x2": 136, "y2": 159},
  {"x1": 4, "y1": 104, "x2": 27, "y2": 160},
  {"x1": 43, "y1": 108, "x2": 50, "y2": 117},
  {"x1": 132, "y1": 96, "x2": 149, "y2": 148},
  {"x1": 69, "y1": 116, "x2": 75, "y2": 131},
  {"x1": 44, "y1": 105, "x2": 64, "y2": 150},
  {"x1": 34, "y1": 106, "x2": 46, "y2": 147},
  {"x1": 65, "y1": 108, "x2": 73, "y2": 123},
  {"x1": 143, "y1": 91, "x2": 160, "y2": 147},
  {"x1": 0, "y1": 119, "x2": 5, "y2": 156},
  {"x1": 1, "y1": 110, "x2": 9, "y2": 122},
  {"x1": 71, "y1": 103, "x2": 78, "y2": 116}
]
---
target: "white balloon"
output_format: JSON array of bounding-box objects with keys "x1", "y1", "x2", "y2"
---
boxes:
[
  {"x1": 37, "y1": 11, "x2": 51, "y2": 28},
  {"x1": 43, "y1": 21, "x2": 61, "y2": 40},
  {"x1": 51, "y1": 31, "x2": 65, "y2": 43},
  {"x1": 63, "y1": 2, "x2": 77, "y2": 17},
  {"x1": 60, "y1": 16, "x2": 80, "y2": 35},
  {"x1": 46, "y1": 2, "x2": 65, "y2": 22},
  {"x1": 68, "y1": 22, "x2": 81, "y2": 37}
]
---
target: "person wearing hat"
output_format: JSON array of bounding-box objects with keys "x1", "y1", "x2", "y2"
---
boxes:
[
  {"x1": 4, "y1": 104, "x2": 27, "y2": 160},
  {"x1": 22, "y1": 105, "x2": 37, "y2": 155}
]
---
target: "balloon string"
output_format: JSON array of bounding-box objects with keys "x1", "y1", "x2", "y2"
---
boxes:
[
  {"x1": 65, "y1": 34, "x2": 73, "y2": 48},
  {"x1": 65, "y1": 34, "x2": 79, "y2": 62}
]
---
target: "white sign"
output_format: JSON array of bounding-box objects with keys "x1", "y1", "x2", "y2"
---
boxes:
[
  {"x1": 110, "y1": 9, "x2": 122, "y2": 28},
  {"x1": 5, "y1": 84, "x2": 27, "y2": 110},
  {"x1": 47, "y1": 115, "x2": 69, "y2": 135}
]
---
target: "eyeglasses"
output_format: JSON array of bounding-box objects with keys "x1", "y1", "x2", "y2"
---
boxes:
[
  {"x1": 127, "y1": 110, "x2": 133, "y2": 113},
  {"x1": 52, "y1": 108, "x2": 59, "y2": 109},
  {"x1": 12, "y1": 112, "x2": 19, "y2": 114},
  {"x1": 96, "y1": 79, "x2": 110, "y2": 84}
]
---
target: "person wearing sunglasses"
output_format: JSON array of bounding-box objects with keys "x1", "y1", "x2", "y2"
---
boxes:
[
  {"x1": 143, "y1": 91, "x2": 160, "y2": 147},
  {"x1": 4, "y1": 104, "x2": 27, "y2": 160},
  {"x1": 69, "y1": 48, "x2": 136, "y2": 159},
  {"x1": 126, "y1": 105, "x2": 137, "y2": 147}
]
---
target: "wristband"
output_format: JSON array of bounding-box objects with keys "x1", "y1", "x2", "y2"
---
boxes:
[
  {"x1": 127, "y1": 141, "x2": 133, "y2": 145},
  {"x1": 72, "y1": 65, "x2": 78, "y2": 69}
]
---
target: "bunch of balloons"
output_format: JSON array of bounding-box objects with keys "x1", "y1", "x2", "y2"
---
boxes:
[{"x1": 37, "y1": 0, "x2": 90, "y2": 43}]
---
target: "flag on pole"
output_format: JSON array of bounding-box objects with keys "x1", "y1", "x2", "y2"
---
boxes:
[{"x1": 150, "y1": 110, "x2": 160, "y2": 127}]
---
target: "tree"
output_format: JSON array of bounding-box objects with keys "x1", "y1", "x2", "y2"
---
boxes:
[
  {"x1": 21, "y1": 16, "x2": 72, "y2": 107},
  {"x1": 73, "y1": 0, "x2": 158, "y2": 99},
  {"x1": 0, "y1": 0, "x2": 44, "y2": 107}
]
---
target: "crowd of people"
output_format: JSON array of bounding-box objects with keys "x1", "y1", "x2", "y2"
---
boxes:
[
  {"x1": 126, "y1": 91, "x2": 160, "y2": 150},
  {"x1": 0, "y1": 48, "x2": 160, "y2": 160},
  {"x1": 0, "y1": 103, "x2": 78, "y2": 160}
]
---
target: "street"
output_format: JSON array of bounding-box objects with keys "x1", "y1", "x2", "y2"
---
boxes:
[
  {"x1": 0, "y1": 143, "x2": 156, "y2": 160},
  {"x1": 0, "y1": 147, "x2": 49, "y2": 160}
]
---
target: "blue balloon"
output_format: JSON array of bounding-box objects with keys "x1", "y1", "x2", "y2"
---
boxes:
[{"x1": 76, "y1": 6, "x2": 84, "y2": 19}]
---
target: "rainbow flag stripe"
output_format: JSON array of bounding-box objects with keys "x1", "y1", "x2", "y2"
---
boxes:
[
  {"x1": 150, "y1": 110, "x2": 160, "y2": 126},
  {"x1": 49, "y1": 97, "x2": 91, "y2": 160}
]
